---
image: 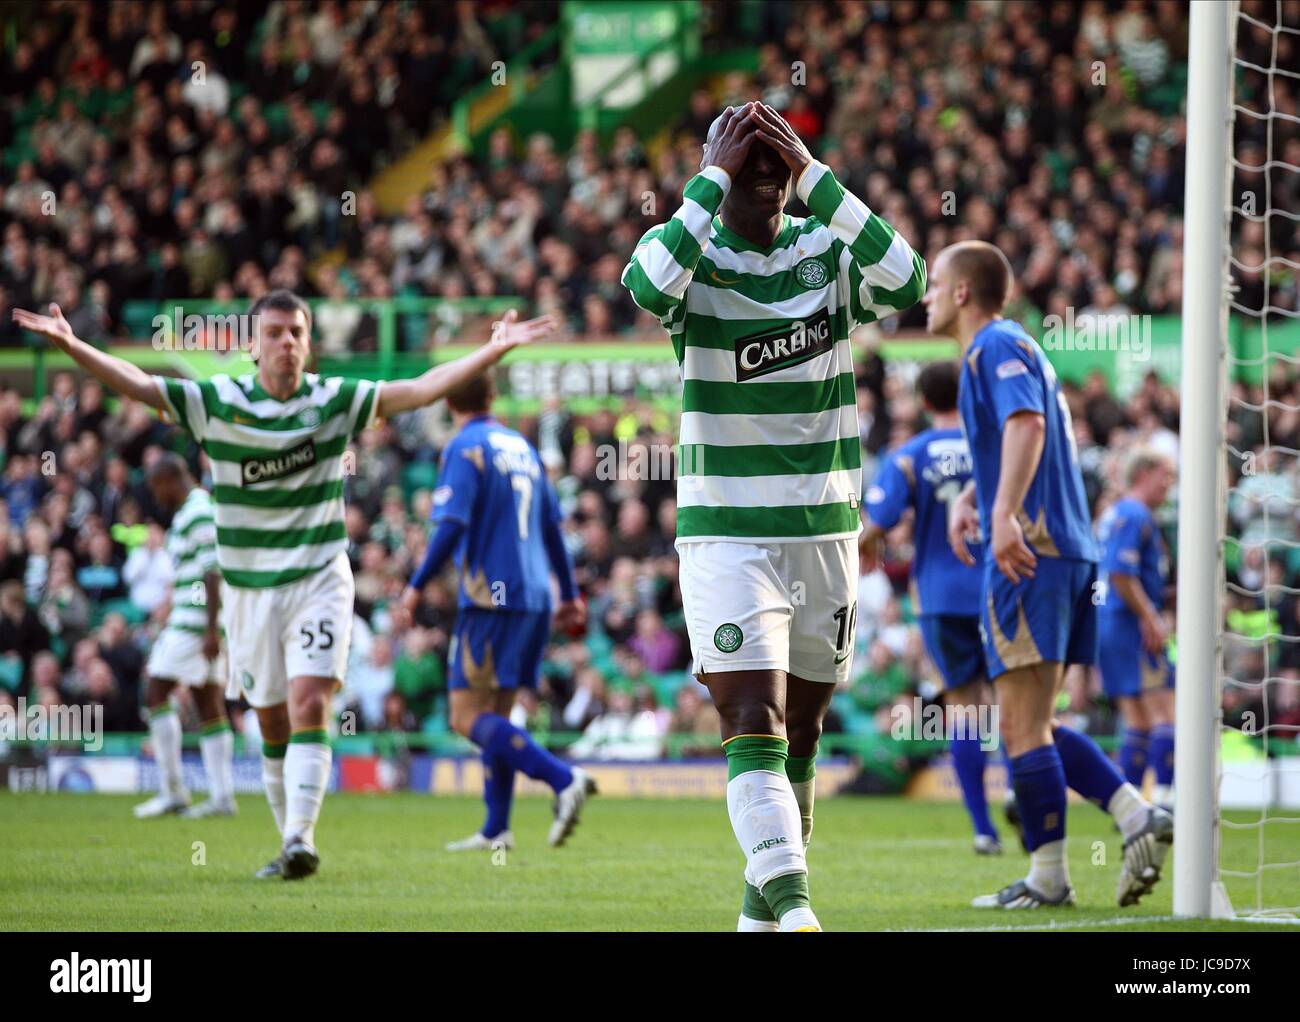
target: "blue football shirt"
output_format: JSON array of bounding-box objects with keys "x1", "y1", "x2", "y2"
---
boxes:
[
  {"x1": 865, "y1": 427, "x2": 984, "y2": 617},
  {"x1": 431, "y1": 415, "x2": 562, "y2": 613},
  {"x1": 1097, "y1": 496, "x2": 1169, "y2": 623},
  {"x1": 957, "y1": 319, "x2": 1098, "y2": 563}
]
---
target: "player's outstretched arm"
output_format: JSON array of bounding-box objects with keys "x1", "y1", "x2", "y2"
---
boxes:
[
  {"x1": 621, "y1": 104, "x2": 756, "y2": 323},
  {"x1": 752, "y1": 103, "x2": 926, "y2": 323},
  {"x1": 376, "y1": 309, "x2": 557, "y2": 418},
  {"x1": 12, "y1": 304, "x2": 166, "y2": 410}
]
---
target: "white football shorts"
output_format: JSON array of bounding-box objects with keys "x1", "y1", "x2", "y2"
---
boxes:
[
  {"x1": 223, "y1": 551, "x2": 354, "y2": 708},
  {"x1": 146, "y1": 627, "x2": 226, "y2": 688},
  {"x1": 677, "y1": 537, "x2": 858, "y2": 685}
]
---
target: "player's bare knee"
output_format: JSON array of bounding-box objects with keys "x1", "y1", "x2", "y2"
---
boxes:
[
  {"x1": 450, "y1": 705, "x2": 478, "y2": 738},
  {"x1": 1120, "y1": 697, "x2": 1149, "y2": 731},
  {"x1": 194, "y1": 684, "x2": 226, "y2": 722},
  {"x1": 785, "y1": 717, "x2": 822, "y2": 758},
  {"x1": 145, "y1": 677, "x2": 175, "y2": 708},
  {"x1": 717, "y1": 699, "x2": 785, "y2": 741},
  {"x1": 256, "y1": 704, "x2": 291, "y2": 745}
]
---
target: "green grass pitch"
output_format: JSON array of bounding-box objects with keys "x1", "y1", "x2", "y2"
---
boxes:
[{"x1": 2, "y1": 793, "x2": 1296, "y2": 931}]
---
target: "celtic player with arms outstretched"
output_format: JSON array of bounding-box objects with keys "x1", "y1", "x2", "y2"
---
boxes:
[
  {"x1": 622, "y1": 102, "x2": 925, "y2": 930},
  {"x1": 14, "y1": 292, "x2": 554, "y2": 880}
]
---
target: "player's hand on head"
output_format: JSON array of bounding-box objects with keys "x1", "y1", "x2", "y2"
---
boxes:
[
  {"x1": 751, "y1": 103, "x2": 813, "y2": 177},
  {"x1": 12, "y1": 303, "x2": 75, "y2": 348},
  {"x1": 490, "y1": 308, "x2": 558, "y2": 352},
  {"x1": 703, "y1": 102, "x2": 758, "y2": 180},
  {"x1": 990, "y1": 511, "x2": 1036, "y2": 583}
]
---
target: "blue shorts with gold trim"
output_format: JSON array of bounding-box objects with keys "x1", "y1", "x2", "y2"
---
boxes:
[
  {"x1": 979, "y1": 557, "x2": 1097, "y2": 680},
  {"x1": 448, "y1": 608, "x2": 550, "y2": 692},
  {"x1": 1097, "y1": 610, "x2": 1173, "y2": 698},
  {"x1": 918, "y1": 614, "x2": 985, "y2": 690}
]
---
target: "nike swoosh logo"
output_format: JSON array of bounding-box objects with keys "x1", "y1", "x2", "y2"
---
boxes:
[
  {"x1": 710, "y1": 271, "x2": 741, "y2": 285},
  {"x1": 834, "y1": 652, "x2": 851, "y2": 664}
]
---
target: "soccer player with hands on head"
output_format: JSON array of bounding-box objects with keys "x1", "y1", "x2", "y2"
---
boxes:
[{"x1": 624, "y1": 100, "x2": 926, "y2": 931}]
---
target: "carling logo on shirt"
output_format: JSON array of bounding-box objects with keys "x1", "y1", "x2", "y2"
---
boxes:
[
  {"x1": 734, "y1": 308, "x2": 833, "y2": 382},
  {"x1": 240, "y1": 439, "x2": 317, "y2": 485}
]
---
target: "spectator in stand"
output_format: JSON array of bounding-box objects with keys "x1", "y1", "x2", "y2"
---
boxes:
[
  {"x1": 122, "y1": 522, "x2": 172, "y2": 615},
  {"x1": 0, "y1": 580, "x2": 50, "y2": 697}
]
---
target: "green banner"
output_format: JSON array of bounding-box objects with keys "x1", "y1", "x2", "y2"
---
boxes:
[{"x1": 566, "y1": 0, "x2": 689, "y2": 55}]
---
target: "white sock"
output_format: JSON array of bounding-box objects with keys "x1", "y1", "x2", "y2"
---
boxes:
[
  {"x1": 1152, "y1": 783, "x2": 1173, "y2": 807},
  {"x1": 737, "y1": 914, "x2": 780, "y2": 933},
  {"x1": 199, "y1": 726, "x2": 235, "y2": 805},
  {"x1": 262, "y1": 753, "x2": 286, "y2": 836},
  {"x1": 790, "y1": 776, "x2": 815, "y2": 849},
  {"x1": 1108, "y1": 782, "x2": 1151, "y2": 839},
  {"x1": 726, "y1": 769, "x2": 806, "y2": 890},
  {"x1": 284, "y1": 742, "x2": 332, "y2": 848},
  {"x1": 777, "y1": 906, "x2": 821, "y2": 931},
  {"x1": 148, "y1": 707, "x2": 186, "y2": 798},
  {"x1": 1027, "y1": 838, "x2": 1069, "y2": 896}
]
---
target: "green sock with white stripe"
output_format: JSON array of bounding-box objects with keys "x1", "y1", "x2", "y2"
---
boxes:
[
  {"x1": 198, "y1": 718, "x2": 234, "y2": 806},
  {"x1": 146, "y1": 704, "x2": 186, "y2": 799},
  {"x1": 262, "y1": 739, "x2": 287, "y2": 836},
  {"x1": 284, "y1": 730, "x2": 331, "y2": 849},
  {"x1": 739, "y1": 750, "x2": 818, "y2": 927},
  {"x1": 725, "y1": 736, "x2": 815, "y2": 929}
]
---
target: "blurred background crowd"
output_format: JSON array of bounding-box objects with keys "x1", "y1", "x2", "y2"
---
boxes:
[
  {"x1": 1, "y1": 0, "x2": 1297, "y2": 778},
  {"x1": 5, "y1": 0, "x2": 1293, "y2": 344}
]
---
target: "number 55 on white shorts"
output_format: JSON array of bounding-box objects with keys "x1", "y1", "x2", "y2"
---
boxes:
[{"x1": 223, "y1": 551, "x2": 355, "y2": 708}]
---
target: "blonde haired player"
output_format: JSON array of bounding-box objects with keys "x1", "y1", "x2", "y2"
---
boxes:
[{"x1": 14, "y1": 293, "x2": 554, "y2": 879}]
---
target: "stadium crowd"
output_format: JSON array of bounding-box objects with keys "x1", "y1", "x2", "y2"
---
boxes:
[
  {"x1": 1, "y1": 1, "x2": 1297, "y2": 775},
  {"x1": 6, "y1": 1, "x2": 1293, "y2": 344}
]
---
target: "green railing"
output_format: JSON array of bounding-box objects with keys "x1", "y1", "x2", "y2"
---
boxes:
[{"x1": 0, "y1": 729, "x2": 1182, "y2": 761}]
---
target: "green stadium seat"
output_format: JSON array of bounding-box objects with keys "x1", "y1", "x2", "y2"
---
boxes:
[
  {"x1": 401, "y1": 462, "x2": 438, "y2": 502},
  {"x1": 91, "y1": 598, "x2": 149, "y2": 630},
  {"x1": 649, "y1": 671, "x2": 686, "y2": 706},
  {"x1": 122, "y1": 301, "x2": 160, "y2": 342},
  {"x1": 0, "y1": 655, "x2": 23, "y2": 693}
]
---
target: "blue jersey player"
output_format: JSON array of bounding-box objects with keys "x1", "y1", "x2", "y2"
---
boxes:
[
  {"x1": 1097, "y1": 449, "x2": 1177, "y2": 810},
  {"x1": 401, "y1": 371, "x2": 594, "y2": 851},
  {"x1": 862, "y1": 361, "x2": 1002, "y2": 854},
  {"x1": 927, "y1": 240, "x2": 1172, "y2": 910}
]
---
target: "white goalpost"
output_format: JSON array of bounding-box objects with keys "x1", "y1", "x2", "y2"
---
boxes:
[{"x1": 1178, "y1": 0, "x2": 1300, "y2": 921}]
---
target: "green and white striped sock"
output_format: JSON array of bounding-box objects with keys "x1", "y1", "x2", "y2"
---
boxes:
[
  {"x1": 199, "y1": 718, "x2": 234, "y2": 805},
  {"x1": 284, "y1": 730, "x2": 331, "y2": 848},
  {"x1": 147, "y1": 704, "x2": 185, "y2": 798},
  {"x1": 262, "y1": 739, "x2": 287, "y2": 836},
  {"x1": 724, "y1": 736, "x2": 811, "y2": 927},
  {"x1": 739, "y1": 750, "x2": 817, "y2": 927}
]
